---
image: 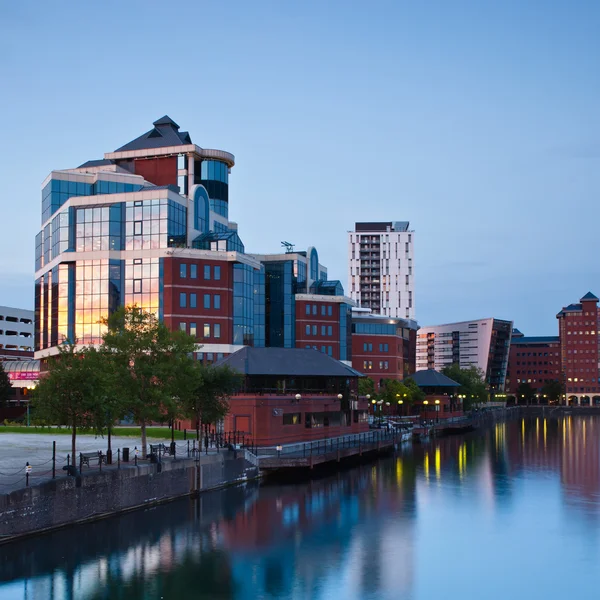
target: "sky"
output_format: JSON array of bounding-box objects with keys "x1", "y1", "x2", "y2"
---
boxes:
[{"x1": 0, "y1": 0, "x2": 599, "y2": 335}]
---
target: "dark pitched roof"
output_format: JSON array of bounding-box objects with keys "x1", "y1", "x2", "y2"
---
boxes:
[
  {"x1": 214, "y1": 347, "x2": 363, "y2": 377},
  {"x1": 512, "y1": 336, "x2": 560, "y2": 345},
  {"x1": 115, "y1": 115, "x2": 193, "y2": 152},
  {"x1": 511, "y1": 328, "x2": 524, "y2": 338},
  {"x1": 581, "y1": 291, "x2": 599, "y2": 302},
  {"x1": 409, "y1": 369, "x2": 461, "y2": 388},
  {"x1": 557, "y1": 303, "x2": 582, "y2": 317},
  {"x1": 78, "y1": 158, "x2": 115, "y2": 168}
]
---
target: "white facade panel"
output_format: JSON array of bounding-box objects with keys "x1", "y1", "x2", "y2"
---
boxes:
[{"x1": 0, "y1": 306, "x2": 34, "y2": 354}]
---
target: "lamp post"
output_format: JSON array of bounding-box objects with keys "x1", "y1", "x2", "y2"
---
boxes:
[
  {"x1": 435, "y1": 399, "x2": 440, "y2": 423},
  {"x1": 295, "y1": 393, "x2": 302, "y2": 403},
  {"x1": 377, "y1": 399, "x2": 384, "y2": 426}
]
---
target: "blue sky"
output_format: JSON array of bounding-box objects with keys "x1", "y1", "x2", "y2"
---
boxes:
[{"x1": 1, "y1": 0, "x2": 599, "y2": 334}]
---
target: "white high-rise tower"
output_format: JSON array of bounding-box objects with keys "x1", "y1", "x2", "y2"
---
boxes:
[{"x1": 348, "y1": 222, "x2": 415, "y2": 319}]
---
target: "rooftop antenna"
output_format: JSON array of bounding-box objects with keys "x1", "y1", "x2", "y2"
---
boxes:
[{"x1": 281, "y1": 241, "x2": 295, "y2": 254}]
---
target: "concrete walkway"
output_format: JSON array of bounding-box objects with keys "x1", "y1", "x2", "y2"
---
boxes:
[{"x1": 0, "y1": 432, "x2": 211, "y2": 494}]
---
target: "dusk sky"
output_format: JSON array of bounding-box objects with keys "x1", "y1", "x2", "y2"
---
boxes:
[{"x1": 1, "y1": 0, "x2": 599, "y2": 334}]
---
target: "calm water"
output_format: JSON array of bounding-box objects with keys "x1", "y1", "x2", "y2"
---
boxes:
[{"x1": 1, "y1": 415, "x2": 600, "y2": 600}]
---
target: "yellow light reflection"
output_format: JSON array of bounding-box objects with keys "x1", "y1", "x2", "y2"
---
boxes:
[
  {"x1": 543, "y1": 418, "x2": 547, "y2": 449},
  {"x1": 435, "y1": 446, "x2": 441, "y2": 481},
  {"x1": 536, "y1": 417, "x2": 539, "y2": 443},
  {"x1": 458, "y1": 443, "x2": 465, "y2": 479},
  {"x1": 424, "y1": 452, "x2": 429, "y2": 481},
  {"x1": 396, "y1": 458, "x2": 403, "y2": 483},
  {"x1": 521, "y1": 418, "x2": 525, "y2": 445}
]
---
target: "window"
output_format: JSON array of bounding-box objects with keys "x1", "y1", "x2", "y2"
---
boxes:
[
  {"x1": 180, "y1": 263, "x2": 187, "y2": 278},
  {"x1": 134, "y1": 221, "x2": 142, "y2": 236},
  {"x1": 363, "y1": 361, "x2": 373, "y2": 370},
  {"x1": 306, "y1": 305, "x2": 311, "y2": 315},
  {"x1": 190, "y1": 323, "x2": 197, "y2": 337},
  {"x1": 364, "y1": 342, "x2": 368, "y2": 351},
  {"x1": 133, "y1": 279, "x2": 142, "y2": 294},
  {"x1": 321, "y1": 325, "x2": 326, "y2": 336},
  {"x1": 179, "y1": 322, "x2": 186, "y2": 332},
  {"x1": 204, "y1": 294, "x2": 211, "y2": 309},
  {"x1": 328, "y1": 325, "x2": 332, "y2": 336},
  {"x1": 312, "y1": 305, "x2": 317, "y2": 315},
  {"x1": 312, "y1": 325, "x2": 317, "y2": 335},
  {"x1": 214, "y1": 323, "x2": 221, "y2": 338},
  {"x1": 180, "y1": 293, "x2": 187, "y2": 308},
  {"x1": 321, "y1": 305, "x2": 326, "y2": 316},
  {"x1": 306, "y1": 344, "x2": 311, "y2": 349},
  {"x1": 190, "y1": 264, "x2": 197, "y2": 279},
  {"x1": 214, "y1": 266, "x2": 221, "y2": 280},
  {"x1": 306, "y1": 325, "x2": 310, "y2": 335},
  {"x1": 190, "y1": 294, "x2": 197, "y2": 309},
  {"x1": 204, "y1": 265, "x2": 211, "y2": 280},
  {"x1": 214, "y1": 294, "x2": 221, "y2": 310},
  {"x1": 283, "y1": 413, "x2": 301, "y2": 425},
  {"x1": 203, "y1": 324, "x2": 210, "y2": 337},
  {"x1": 328, "y1": 306, "x2": 332, "y2": 316},
  {"x1": 328, "y1": 346, "x2": 333, "y2": 356},
  {"x1": 368, "y1": 343, "x2": 373, "y2": 352}
]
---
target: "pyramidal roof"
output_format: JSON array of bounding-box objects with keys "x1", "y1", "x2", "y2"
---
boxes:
[
  {"x1": 409, "y1": 369, "x2": 461, "y2": 388},
  {"x1": 114, "y1": 116, "x2": 192, "y2": 152},
  {"x1": 580, "y1": 291, "x2": 599, "y2": 302}
]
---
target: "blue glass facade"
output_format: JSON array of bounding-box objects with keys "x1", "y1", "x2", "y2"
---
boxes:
[
  {"x1": 265, "y1": 261, "x2": 295, "y2": 348},
  {"x1": 233, "y1": 264, "x2": 264, "y2": 346},
  {"x1": 339, "y1": 304, "x2": 352, "y2": 362},
  {"x1": 197, "y1": 160, "x2": 229, "y2": 218},
  {"x1": 193, "y1": 186, "x2": 210, "y2": 233}
]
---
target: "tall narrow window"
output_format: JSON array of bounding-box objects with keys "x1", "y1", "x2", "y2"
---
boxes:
[
  {"x1": 204, "y1": 294, "x2": 211, "y2": 309},
  {"x1": 214, "y1": 323, "x2": 221, "y2": 338},
  {"x1": 190, "y1": 294, "x2": 197, "y2": 309},
  {"x1": 214, "y1": 266, "x2": 221, "y2": 280},
  {"x1": 180, "y1": 293, "x2": 187, "y2": 308},
  {"x1": 214, "y1": 294, "x2": 221, "y2": 310},
  {"x1": 203, "y1": 323, "x2": 210, "y2": 337},
  {"x1": 180, "y1": 263, "x2": 187, "y2": 278},
  {"x1": 204, "y1": 265, "x2": 211, "y2": 280},
  {"x1": 190, "y1": 264, "x2": 197, "y2": 279},
  {"x1": 190, "y1": 322, "x2": 197, "y2": 337}
]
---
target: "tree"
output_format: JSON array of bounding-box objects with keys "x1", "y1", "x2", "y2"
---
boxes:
[
  {"x1": 0, "y1": 362, "x2": 12, "y2": 407},
  {"x1": 358, "y1": 377, "x2": 376, "y2": 398},
  {"x1": 183, "y1": 363, "x2": 242, "y2": 442},
  {"x1": 441, "y1": 364, "x2": 488, "y2": 410},
  {"x1": 540, "y1": 379, "x2": 564, "y2": 404},
  {"x1": 516, "y1": 382, "x2": 536, "y2": 405},
  {"x1": 32, "y1": 344, "x2": 108, "y2": 460},
  {"x1": 102, "y1": 305, "x2": 197, "y2": 457},
  {"x1": 403, "y1": 378, "x2": 426, "y2": 404}
]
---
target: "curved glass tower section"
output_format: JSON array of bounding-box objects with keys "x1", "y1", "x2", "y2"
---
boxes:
[{"x1": 196, "y1": 160, "x2": 229, "y2": 218}]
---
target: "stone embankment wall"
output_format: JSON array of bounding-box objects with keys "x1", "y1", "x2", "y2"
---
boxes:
[{"x1": 0, "y1": 453, "x2": 258, "y2": 540}]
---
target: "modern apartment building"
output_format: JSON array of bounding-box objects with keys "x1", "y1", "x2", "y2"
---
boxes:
[
  {"x1": 416, "y1": 318, "x2": 513, "y2": 391},
  {"x1": 556, "y1": 292, "x2": 600, "y2": 402},
  {"x1": 348, "y1": 222, "x2": 414, "y2": 319},
  {"x1": 34, "y1": 116, "x2": 351, "y2": 364},
  {"x1": 505, "y1": 329, "x2": 561, "y2": 394},
  {"x1": 351, "y1": 308, "x2": 418, "y2": 385}
]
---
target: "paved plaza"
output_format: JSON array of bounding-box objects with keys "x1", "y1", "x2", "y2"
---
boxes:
[{"x1": 0, "y1": 430, "x2": 202, "y2": 494}]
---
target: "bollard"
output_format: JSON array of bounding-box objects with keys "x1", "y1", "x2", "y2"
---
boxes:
[
  {"x1": 184, "y1": 429, "x2": 187, "y2": 441},
  {"x1": 117, "y1": 448, "x2": 121, "y2": 469},
  {"x1": 67, "y1": 454, "x2": 70, "y2": 468},
  {"x1": 25, "y1": 462, "x2": 31, "y2": 486},
  {"x1": 52, "y1": 441, "x2": 56, "y2": 479},
  {"x1": 187, "y1": 440, "x2": 190, "y2": 457},
  {"x1": 134, "y1": 446, "x2": 138, "y2": 466}
]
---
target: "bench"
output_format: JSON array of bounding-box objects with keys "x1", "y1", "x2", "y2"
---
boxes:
[
  {"x1": 149, "y1": 443, "x2": 173, "y2": 457},
  {"x1": 80, "y1": 451, "x2": 105, "y2": 468}
]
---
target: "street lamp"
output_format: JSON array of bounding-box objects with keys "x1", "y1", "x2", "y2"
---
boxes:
[
  {"x1": 377, "y1": 399, "x2": 384, "y2": 425},
  {"x1": 295, "y1": 394, "x2": 302, "y2": 403},
  {"x1": 435, "y1": 399, "x2": 440, "y2": 423}
]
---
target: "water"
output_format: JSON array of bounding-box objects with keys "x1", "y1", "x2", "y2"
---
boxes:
[{"x1": 1, "y1": 414, "x2": 600, "y2": 600}]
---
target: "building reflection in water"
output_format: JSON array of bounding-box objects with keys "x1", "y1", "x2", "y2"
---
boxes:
[{"x1": 1, "y1": 414, "x2": 600, "y2": 599}]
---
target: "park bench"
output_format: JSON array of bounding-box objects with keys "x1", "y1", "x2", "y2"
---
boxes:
[
  {"x1": 149, "y1": 443, "x2": 173, "y2": 457},
  {"x1": 80, "y1": 451, "x2": 105, "y2": 468}
]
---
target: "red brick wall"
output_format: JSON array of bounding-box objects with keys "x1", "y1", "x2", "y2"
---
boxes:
[
  {"x1": 224, "y1": 394, "x2": 370, "y2": 446},
  {"x1": 352, "y1": 333, "x2": 403, "y2": 384},
  {"x1": 559, "y1": 301, "x2": 600, "y2": 395},
  {"x1": 506, "y1": 341, "x2": 560, "y2": 393},
  {"x1": 133, "y1": 157, "x2": 178, "y2": 187},
  {"x1": 295, "y1": 300, "x2": 340, "y2": 358},
  {"x1": 162, "y1": 257, "x2": 233, "y2": 344}
]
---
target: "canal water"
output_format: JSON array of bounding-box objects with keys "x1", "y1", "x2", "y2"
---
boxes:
[{"x1": 1, "y1": 414, "x2": 600, "y2": 600}]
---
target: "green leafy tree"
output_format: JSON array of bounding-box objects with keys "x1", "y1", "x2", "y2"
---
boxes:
[
  {"x1": 358, "y1": 377, "x2": 376, "y2": 398},
  {"x1": 540, "y1": 379, "x2": 564, "y2": 404},
  {"x1": 102, "y1": 305, "x2": 197, "y2": 457},
  {"x1": 32, "y1": 344, "x2": 108, "y2": 459},
  {"x1": 516, "y1": 381, "x2": 536, "y2": 405},
  {"x1": 441, "y1": 364, "x2": 488, "y2": 410},
  {"x1": 403, "y1": 378, "x2": 426, "y2": 403},
  {"x1": 183, "y1": 363, "x2": 242, "y2": 441},
  {"x1": 0, "y1": 362, "x2": 12, "y2": 407}
]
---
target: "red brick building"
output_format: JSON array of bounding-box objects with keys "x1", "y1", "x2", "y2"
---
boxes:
[
  {"x1": 351, "y1": 308, "x2": 417, "y2": 386},
  {"x1": 505, "y1": 329, "x2": 561, "y2": 394},
  {"x1": 217, "y1": 347, "x2": 369, "y2": 446},
  {"x1": 409, "y1": 369, "x2": 464, "y2": 421},
  {"x1": 557, "y1": 292, "x2": 600, "y2": 404}
]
